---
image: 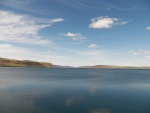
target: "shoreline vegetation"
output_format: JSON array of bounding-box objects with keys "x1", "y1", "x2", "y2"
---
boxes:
[{"x1": 0, "y1": 57, "x2": 150, "y2": 69}]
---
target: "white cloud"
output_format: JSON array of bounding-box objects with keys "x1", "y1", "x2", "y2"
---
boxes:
[
  {"x1": 0, "y1": 10, "x2": 63, "y2": 45},
  {"x1": 65, "y1": 32, "x2": 79, "y2": 37},
  {"x1": 89, "y1": 16, "x2": 128, "y2": 29},
  {"x1": 88, "y1": 44, "x2": 99, "y2": 48},
  {"x1": 129, "y1": 50, "x2": 150, "y2": 58},
  {"x1": 61, "y1": 32, "x2": 85, "y2": 40},
  {"x1": 147, "y1": 26, "x2": 150, "y2": 30}
]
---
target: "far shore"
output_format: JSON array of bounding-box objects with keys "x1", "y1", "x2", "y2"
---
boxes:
[{"x1": 0, "y1": 57, "x2": 150, "y2": 69}]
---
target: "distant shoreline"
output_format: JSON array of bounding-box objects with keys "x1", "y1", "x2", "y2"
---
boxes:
[
  {"x1": 0, "y1": 57, "x2": 150, "y2": 69},
  {"x1": 79, "y1": 65, "x2": 150, "y2": 69}
]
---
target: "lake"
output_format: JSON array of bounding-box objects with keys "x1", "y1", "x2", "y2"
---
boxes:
[{"x1": 0, "y1": 67, "x2": 150, "y2": 113}]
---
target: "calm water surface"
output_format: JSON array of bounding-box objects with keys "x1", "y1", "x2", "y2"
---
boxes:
[{"x1": 0, "y1": 67, "x2": 150, "y2": 113}]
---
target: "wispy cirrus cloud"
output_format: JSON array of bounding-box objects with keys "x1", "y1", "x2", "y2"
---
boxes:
[
  {"x1": 0, "y1": 0, "x2": 50, "y2": 15},
  {"x1": 61, "y1": 32, "x2": 85, "y2": 40},
  {"x1": 54, "y1": 0, "x2": 138, "y2": 11},
  {"x1": 89, "y1": 16, "x2": 128, "y2": 29},
  {"x1": 59, "y1": 0, "x2": 111, "y2": 10},
  {"x1": 0, "y1": 10, "x2": 63, "y2": 45}
]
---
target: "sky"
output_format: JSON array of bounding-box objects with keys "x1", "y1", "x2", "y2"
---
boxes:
[{"x1": 0, "y1": 0, "x2": 150, "y2": 67}]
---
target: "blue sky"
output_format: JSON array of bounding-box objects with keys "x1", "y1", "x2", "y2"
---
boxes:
[{"x1": 0, "y1": 0, "x2": 150, "y2": 66}]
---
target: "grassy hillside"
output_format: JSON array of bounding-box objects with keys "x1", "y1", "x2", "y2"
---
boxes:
[{"x1": 0, "y1": 58, "x2": 52, "y2": 68}]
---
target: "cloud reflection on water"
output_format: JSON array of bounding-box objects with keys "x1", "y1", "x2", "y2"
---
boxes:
[
  {"x1": 91, "y1": 108, "x2": 111, "y2": 113},
  {"x1": 0, "y1": 68, "x2": 150, "y2": 113},
  {"x1": 65, "y1": 96, "x2": 82, "y2": 106}
]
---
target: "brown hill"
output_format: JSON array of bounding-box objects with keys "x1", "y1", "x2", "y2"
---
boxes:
[
  {"x1": 79, "y1": 65, "x2": 150, "y2": 69},
  {"x1": 0, "y1": 58, "x2": 52, "y2": 68}
]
